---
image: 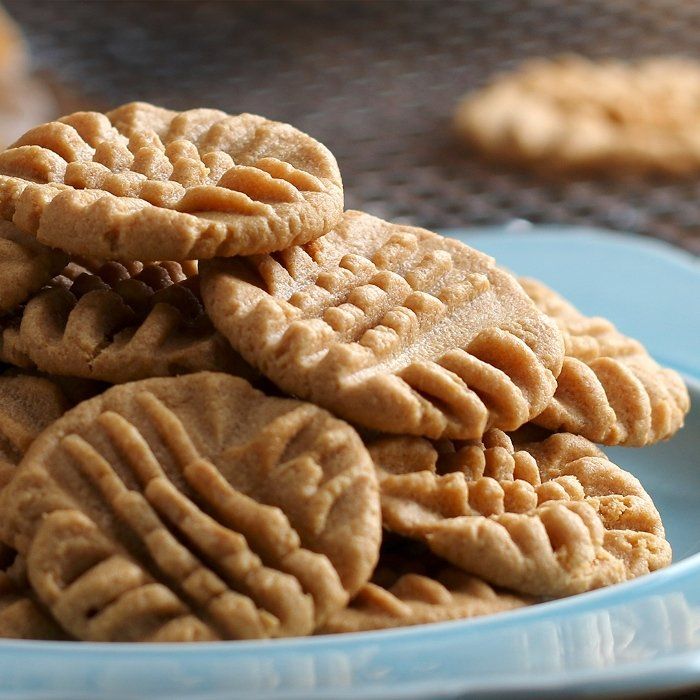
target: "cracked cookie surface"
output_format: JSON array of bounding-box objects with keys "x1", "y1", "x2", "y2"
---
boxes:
[
  {"x1": 202, "y1": 210, "x2": 564, "y2": 439},
  {"x1": 0, "y1": 373, "x2": 381, "y2": 641},
  {"x1": 0, "y1": 102, "x2": 343, "y2": 260}
]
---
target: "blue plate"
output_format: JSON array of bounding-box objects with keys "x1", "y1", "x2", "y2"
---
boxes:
[{"x1": 1, "y1": 225, "x2": 698, "y2": 700}]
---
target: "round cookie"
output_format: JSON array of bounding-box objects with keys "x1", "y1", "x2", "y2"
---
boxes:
[
  {"x1": 319, "y1": 539, "x2": 529, "y2": 633},
  {"x1": 455, "y1": 55, "x2": 700, "y2": 175},
  {"x1": 0, "y1": 221, "x2": 67, "y2": 315},
  {"x1": 1, "y1": 260, "x2": 254, "y2": 383},
  {"x1": 202, "y1": 210, "x2": 564, "y2": 440},
  {"x1": 370, "y1": 429, "x2": 671, "y2": 598},
  {"x1": 520, "y1": 277, "x2": 689, "y2": 446},
  {"x1": 0, "y1": 373, "x2": 381, "y2": 641},
  {"x1": 0, "y1": 102, "x2": 343, "y2": 261}
]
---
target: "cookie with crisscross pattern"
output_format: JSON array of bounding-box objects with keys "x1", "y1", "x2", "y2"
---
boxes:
[
  {"x1": 370, "y1": 428, "x2": 670, "y2": 597},
  {"x1": 0, "y1": 102, "x2": 343, "y2": 261},
  {"x1": 202, "y1": 211, "x2": 564, "y2": 440},
  {"x1": 0, "y1": 260, "x2": 253, "y2": 383},
  {"x1": 0, "y1": 373, "x2": 381, "y2": 641},
  {"x1": 319, "y1": 538, "x2": 530, "y2": 633}
]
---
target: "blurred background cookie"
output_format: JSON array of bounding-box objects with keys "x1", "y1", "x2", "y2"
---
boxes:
[
  {"x1": 0, "y1": 5, "x2": 55, "y2": 148},
  {"x1": 455, "y1": 55, "x2": 700, "y2": 176},
  {"x1": 0, "y1": 5, "x2": 26, "y2": 78}
]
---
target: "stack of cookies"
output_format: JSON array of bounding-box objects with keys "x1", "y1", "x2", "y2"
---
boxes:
[{"x1": 0, "y1": 103, "x2": 689, "y2": 641}]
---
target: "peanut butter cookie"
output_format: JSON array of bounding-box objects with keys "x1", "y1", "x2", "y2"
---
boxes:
[
  {"x1": 202, "y1": 211, "x2": 564, "y2": 439},
  {"x1": 0, "y1": 373, "x2": 381, "y2": 641},
  {"x1": 1, "y1": 260, "x2": 253, "y2": 383},
  {"x1": 0, "y1": 102, "x2": 343, "y2": 260},
  {"x1": 320, "y1": 539, "x2": 529, "y2": 633},
  {"x1": 0, "y1": 370, "x2": 101, "y2": 639},
  {"x1": 521, "y1": 277, "x2": 689, "y2": 445},
  {"x1": 0, "y1": 220, "x2": 67, "y2": 315},
  {"x1": 455, "y1": 55, "x2": 700, "y2": 175},
  {"x1": 370, "y1": 429, "x2": 670, "y2": 597}
]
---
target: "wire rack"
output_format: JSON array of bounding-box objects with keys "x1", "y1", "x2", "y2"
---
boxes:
[{"x1": 6, "y1": 0, "x2": 700, "y2": 254}]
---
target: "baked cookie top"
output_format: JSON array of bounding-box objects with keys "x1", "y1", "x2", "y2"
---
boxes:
[
  {"x1": 1, "y1": 260, "x2": 254, "y2": 384},
  {"x1": 0, "y1": 221, "x2": 67, "y2": 315},
  {"x1": 521, "y1": 277, "x2": 689, "y2": 445},
  {"x1": 0, "y1": 373, "x2": 381, "y2": 641},
  {"x1": 0, "y1": 102, "x2": 343, "y2": 260},
  {"x1": 455, "y1": 55, "x2": 700, "y2": 175},
  {"x1": 202, "y1": 210, "x2": 564, "y2": 440},
  {"x1": 370, "y1": 428, "x2": 671, "y2": 597}
]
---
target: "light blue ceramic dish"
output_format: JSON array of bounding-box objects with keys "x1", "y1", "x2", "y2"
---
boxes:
[{"x1": 0, "y1": 225, "x2": 697, "y2": 700}]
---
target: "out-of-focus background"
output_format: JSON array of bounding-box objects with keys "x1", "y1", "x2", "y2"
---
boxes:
[{"x1": 5, "y1": 0, "x2": 700, "y2": 253}]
